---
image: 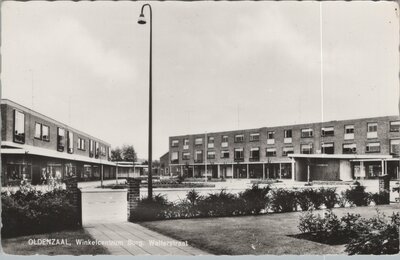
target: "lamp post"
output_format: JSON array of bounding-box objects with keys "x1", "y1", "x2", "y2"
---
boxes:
[{"x1": 138, "y1": 3, "x2": 153, "y2": 199}]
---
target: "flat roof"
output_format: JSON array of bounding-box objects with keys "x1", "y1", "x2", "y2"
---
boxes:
[
  {"x1": 287, "y1": 153, "x2": 393, "y2": 160},
  {"x1": 1, "y1": 142, "x2": 116, "y2": 166}
]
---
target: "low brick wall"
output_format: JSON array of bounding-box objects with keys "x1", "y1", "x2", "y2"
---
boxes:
[
  {"x1": 127, "y1": 178, "x2": 141, "y2": 221},
  {"x1": 65, "y1": 177, "x2": 82, "y2": 227}
]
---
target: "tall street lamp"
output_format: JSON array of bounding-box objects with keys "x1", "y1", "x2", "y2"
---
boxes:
[{"x1": 138, "y1": 3, "x2": 153, "y2": 199}]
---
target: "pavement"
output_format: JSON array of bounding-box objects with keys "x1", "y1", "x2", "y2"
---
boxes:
[{"x1": 84, "y1": 222, "x2": 208, "y2": 255}]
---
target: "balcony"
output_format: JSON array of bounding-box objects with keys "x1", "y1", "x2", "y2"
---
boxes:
[
  {"x1": 267, "y1": 139, "x2": 275, "y2": 145},
  {"x1": 367, "y1": 132, "x2": 378, "y2": 139},
  {"x1": 284, "y1": 137, "x2": 292, "y2": 144},
  {"x1": 344, "y1": 133, "x2": 354, "y2": 140}
]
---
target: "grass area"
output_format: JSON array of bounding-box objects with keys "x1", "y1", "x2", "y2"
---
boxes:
[
  {"x1": 139, "y1": 204, "x2": 400, "y2": 255},
  {"x1": 1, "y1": 229, "x2": 109, "y2": 255}
]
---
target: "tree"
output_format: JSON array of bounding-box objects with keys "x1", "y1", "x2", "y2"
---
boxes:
[
  {"x1": 110, "y1": 147, "x2": 123, "y2": 161},
  {"x1": 122, "y1": 145, "x2": 137, "y2": 163}
]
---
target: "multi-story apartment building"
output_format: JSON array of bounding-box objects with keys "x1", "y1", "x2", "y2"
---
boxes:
[
  {"x1": 1, "y1": 99, "x2": 116, "y2": 185},
  {"x1": 167, "y1": 115, "x2": 400, "y2": 181}
]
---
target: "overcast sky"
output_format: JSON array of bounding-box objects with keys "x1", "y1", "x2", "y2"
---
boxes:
[{"x1": 2, "y1": 1, "x2": 399, "y2": 159}]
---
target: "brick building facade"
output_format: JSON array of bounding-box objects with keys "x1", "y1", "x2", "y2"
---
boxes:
[
  {"x1": 166, "y1": 115, "x2": 400, "y2": 181},
  {"x1": 1, "y1": 99, "x2": 116, "y2": 185}
]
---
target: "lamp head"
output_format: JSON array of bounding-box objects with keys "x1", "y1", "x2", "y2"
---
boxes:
[{"x1": 138, "y1": 13, "x2": 146, "y2": 25}]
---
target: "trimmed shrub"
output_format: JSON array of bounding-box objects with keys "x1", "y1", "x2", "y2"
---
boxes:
[
  {"x1": 197, "y1": 190, "x2": 244, "y2": 217},
  {"x1": 1, "y1": 184, "x2": 79, "y2": 238},
  {"x1": 320, "y1": 187, "x2": 339, "y2": 209},
  {"x1": 270, "y1": 188, "x2": 297, "y2": 213},
  {"x1": 344, "y1": 183, "x2": 371, "y2": 206},
  {"x1": 370, "y1": 192, "x2": 390, "y2": 205},
  {"x1": 130, "y1": 194, "x2": 173, "y2": 221},
  {"x1": 296, "y1": 189, "x2": 314, "y2": 211},
  {"x1": 239, "y1": 185, "x2": 271, "y2": 214}
]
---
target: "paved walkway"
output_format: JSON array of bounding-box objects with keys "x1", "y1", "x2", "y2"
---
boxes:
[{"x1": 85, "y1": 222, "x2": 209, "y2": 255}]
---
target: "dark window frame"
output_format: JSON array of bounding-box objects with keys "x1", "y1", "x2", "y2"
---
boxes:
[
  {"x1": 366, "y1": 142, "x2": 381, "y2": 153},
  {"x1": 301, "y1": 128, "x2": 314, "y2": 138},
  {"x1": 321, "y1": 126, "x2": 334, "y2": 137},
  {"x1": 34, "y1": 122, "x2": 42, "y2": 140},
  {"x1": 343, "y1": 143, "x2": 357, "y2": 154},
  {"x1": 42, "y1": 125, "x2": 50, "y2": 142},
  {"x1": 57, "y1": 127, "x2": 65, "y2": 152},
  {"x1": 390, "y1": 121, "x2": 400, "y2": 132},
  {"x1": 13, "y1": 109, "x2": 25, "y2": 144}
]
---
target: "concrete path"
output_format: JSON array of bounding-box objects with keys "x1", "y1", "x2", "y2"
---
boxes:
[{"x1": 85, "y1": 222, "x2": 209, "y2": 255}]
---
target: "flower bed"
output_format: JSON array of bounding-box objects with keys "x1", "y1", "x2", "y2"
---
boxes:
[{"x1": 130, "y1": 182, "x2": 390, "y2": 222}]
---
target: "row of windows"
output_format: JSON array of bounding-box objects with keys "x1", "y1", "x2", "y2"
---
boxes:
[
  {"x1": 13, "y1": 109, "x2": 110, "y2": 159},
  {"x1": 170, "y1": 139, "x2": 400, "y2": 163},
  {"x1": 171, "y1": 121, "x2": 400, "y2": 148}
]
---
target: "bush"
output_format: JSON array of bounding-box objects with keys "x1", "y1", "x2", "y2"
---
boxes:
[
  {"x1": 344, "y1": 183, "x2": 371, "y2": 206},
  {"x1": 338, "y1": 191, "x2": 349, "y2": 208},
  {"x1": 370, "y1": 192, "x2": 390, "y2": 205},
  {"x1": 270, "y1": 188, "x2": 297, "y2": 213},
  {"x1": 320, "y1": 187, "x2": 339, "y2": 209},
  {"x1": 1, "y1": 184, "x2": 79, "y2": 238},
  {"x1": 130, "y1": 194, "x2": 173, "y2": 221},
  {"x1": 345, "y1": 212, "x2": 399, "y2": 255},
  {"x1": 298, "y1": 210, "x2": 399, "y2": 254},
  {"x1": 197, "y1": 190, "x2": 244, "y2": 217},
  {"x1": 296, "y1": 189, "x2": 314, "y2": 211},
  {"x1": 239, "y1": 185, "x2": 271, "y2": 214}
]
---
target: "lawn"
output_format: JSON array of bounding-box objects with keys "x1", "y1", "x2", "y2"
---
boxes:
[
  {"x1": 1, "y1": 229, "x2": 109, "y2": 255},
  {"x1": 139, "y1": 204, "x2": 400, "y2": 255}
]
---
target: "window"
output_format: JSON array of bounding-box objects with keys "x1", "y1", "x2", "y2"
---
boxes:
[
  {"x1": 235, "y1": 134, "x2": 244, "y2": 143},
  {"x1": 390, "y1": 121, "x2": 400, "y2": 132},
  {"x1": 390, "y1": 139, "x2": 400, "y2": 155},
  {"x1": 183, "y1": 138, "x2": 189, "y2": 150},
  {"x1": 301, "y1": 143, "x2": 313, "y2": 154},
  {"x1": 171, "y1": 152, "x2": 179, "y2": 163},
  {"x1": 321, "y1": 126, "x2": 334, "y2": 137},
  {"x1": 42, "y1": 125, "x2": 50, "y2": 141},
  {"x1": 208, "y1": 136, "x2": 215, "y2": 148},
  {"x1": 195, "y1": 137, "x2": 203, "y2": 145},
  {"x1": 67, "y1": 131, "x2": 74, "y2": 154},
  {"x1": 100, "y1": 146, "x2": 106, "y2": 156},
  {"x1": 221, "y1": 150, "x2": 229, "y2": 158},
  {"x1": 282, "y1": 147, "x2": 294, "y2": 156},
  {"x1": 267, "y1": 131, "x2": 275, "y2": 144},
  {"x1": 344, "y1": 125, "x2": 355, "y2": 140},
  {"x1": 195, "y1": 150, "x2": 203, "y2": 162},
  {"x1": 108, "y1": 147, "x2": 111, "y2": 161},
  {"x1": 35, "y1": 122, "x2": 42, "y2": 139},
  {"x1": 301, "y1": 128, "x2": 313, "y2": 138},
  {"x1": 266, "y1": 148, "x2": 276, "y2": 157},
  {"x1": 250, "y1": 147, "x2": 260, "y2": 161},
  {"x1": 57, "y1": 128, "x2": 65, "y2": 152},
  {"x1": 366, "y1": 142, "x2": 380, "y2": 153},
  {"x1": 207, "y1": 151, "x2": 216, "y2": 159},
  {"x1": 221, "y1": 135, "x2": 229, "y2": 147},
  {"x1": 95, "y1": 142, "x2": 99, "y2": 158},
  {"x1": 171, "y1": 139, "x2": 179, "y2": 147},
  {"x1": 234, "y1": 148, "x2": 244, "y2": 161},
  {"x1": 367, "y1": 123, "x2": 378, "y2": 139},
  {"x1": 343, "y1": 143, "x2": 356, "y2": 154},
  {"x1": 89, "y1": 140, "x2": 94, "y2": 157},
  {"x1": 250, "y1": 133, "x2": 260, "y2": 142},
  {"x1": 182, "y1": 152, "x2": 190, "y2": 160},
  {"x1": 13, "y1": 110, "x2": 25, "y2": 144},
  {"x1": 284, "y1": 130, "x2": 292, "y2": 143},
  {"x1": 321, "y1": 142, "x2": 334, "y2": 154},
  {"x1": 77, "y1": 138, "x2": 85, "y2": 150}
]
